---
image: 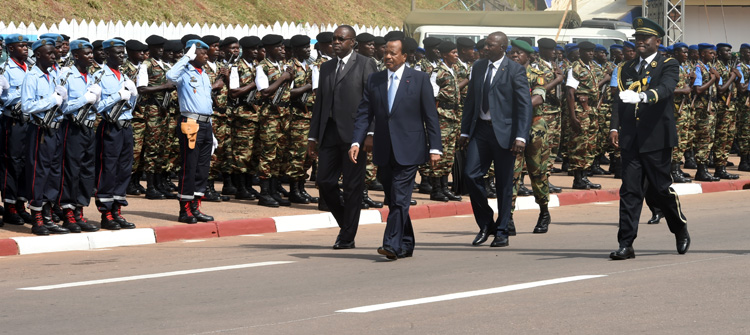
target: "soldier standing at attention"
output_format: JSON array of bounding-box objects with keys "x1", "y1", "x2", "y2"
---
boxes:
[
  {"x1": 315, "y1": 32, "x2": 334, "y2": 62},
  {"x1": 737, "y1": 44, "x2": 750, "y2": 171},
  {"x1": 712, "y1": 43, "x2": 741, "y2": 180},
  {"x1": 592, "y1": 44, "x2": 614, "y2": 176},
  {"x1": 123, "y1": 39, "x2": 148, "y2": 196},
  {"x1": 692, "y1": 43, "x2": 721, "y2": 181},
  {"x1": 92, "y1": 39, "x2": 139, "y2": 230},
  {"x1": 566, "y1": 41, "x2": 602, "y2": 190},
  {"x1": 89, "y1": 40, "x2": 106, "y2": 75},
  {"x1": 535, "y1": 38, "x2": 564, "y2": 194},
  {"x1": 416, "y1": 37, "x2": 442, "y2": 194},
  {"x1": 374, "y1": 36, "x2": 387, "y2": 71},
  {"x1": 670, "y1": 42, "x2": 694, "y2": 183}
]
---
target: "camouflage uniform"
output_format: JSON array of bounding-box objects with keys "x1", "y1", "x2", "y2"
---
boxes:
[
  {"x1": 285, "y1": 58, "x2": 314, "y2": 181},
  {"x1": 88, "y1": 61, "x2": 103, "y2": 75},
  {"x1": 205, "y1": 61, "x2": 233, "y2": 180},
  {"x1": 596, "y1": 61, "x2": 617, "y2": 156},
  {"x1": 713, "y1": 60, "x2": 739, "y2": 166},
  {"x1": 567, "y1": 59, "x2": 600, "y2": 171},
  {"x1": 162, "y1": 62, "x2": 181, "y2": 173},
  {"x1": 693, "y1": 61, "x2": 717, "y2": 165},
  {"x1": 432, "y1": 61, "x2": 461, "y2": 177},
  {"x1": 511, "y1": 64, "x2": 549, "y2": 210},
  {"x1": 231, "y1": 58, "x2": 260, "y2": 174},
  {"x1": 737, "y1": 62, "x2": 750, "y2": 156},
  {"x1": 559, "y1": 59, "x2": 573, "y2": 159},
  {"x1": 536, "y1": 60, "x2": 562, "y2": 172},
  {"x1": 256, "y1": 58, "x2": 291, "y2": 180},
  {"x1": 684, "y1": 62, "x2": 698, "y2": 152},
  {"x1": 672, "y1": 63, "x2": 693, "y2": 162},
  {"x1": 121, "y1": 60, "x2": 145, "y2": 172},
  {"x1": 417, "y1": 58, "x2": 438, "y2": 179},
  {"x1": 139, "y1": 58, "x2": 169, "y2": 174}
]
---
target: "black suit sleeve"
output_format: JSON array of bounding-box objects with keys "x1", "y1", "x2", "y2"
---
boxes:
[
  {"x1": 643, "y1": 58, "x2": 679, "y2": 104},
  {"x1": 362, "y1": 58, "x2": 378, "y2": 134},
  {"x1": 352, "y1": 74, "x2": 375, "y2": 146},
  {"x1": 418, "y1": 71, "x2": 442, "y2": 153},
  {"x1": 308, "y1": 61, "x2": 329, "y2": 141},
  {"x1": 511, "y1": 63, "x2": 533, "y2": 142}
]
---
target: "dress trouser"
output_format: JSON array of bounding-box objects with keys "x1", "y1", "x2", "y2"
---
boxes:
[
  {"x1": 58, "y1": 118, "x2": 96, "y2": 209},
  {"x1": 95, "y1": 121, "x2": 133, "y2": 212},
  {"x1": 1, "y1": 116, "x2": 30, "y2": 204},
  {"x1": 26, "y1": 124, "x2": 62, "y2": 211},
  {"x1": 177, "y1": 116, "x2": 213, "y2": 201},
  {"x1": 378, "y1": 149, "x2": 418, "y2": 254}
]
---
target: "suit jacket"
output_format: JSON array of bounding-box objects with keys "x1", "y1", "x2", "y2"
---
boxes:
[
  {"x1": 461, "y1": 57, "x2": 532, "y2": 149},
  {"x1": 352, "y1": 66, "x2": 442, "y2": 167},
  {"x1": 611, "y1": 53, "x2": 679, "y2": 153},
  {"x1": 309, "y1": 51, "x2": 377, "y2": 145}
]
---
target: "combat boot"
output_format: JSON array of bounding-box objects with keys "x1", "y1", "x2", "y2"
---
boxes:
[
  {"x1": 288, "y1": 181, "x2": 310, "y2": 204},
  {"x1": 42, "y1": 204, "x2": 69, "y2": 234},
  {"x1": 100, "y1": 210, "x2": 121, "y2": 230},
  {"x1": 714, "y1": 165, "x2": 739, "y2": 179},
  {"x1": 518, "y1": 174, "x2": 533, "y2": 196},
  {"x1": 61, "y1": 208, "x2": 82, "y2": 233},
  {"x1": 671, "y1": 162, "x2": 692, "y2": 183},
  {"x1": 572, "y1": 170, "x2": 590, "y2": 190},
  {"x1": 429, "y1": 177, "x2": 448, "y2": 202},
  {"x1": 145, "y1": 173, "x2": 166, "y2": 200},
  {"x1": 178, "y1": 201, "x2": 198, "y2": 224},
  {"x1": 441, "y1": 175, "x2": 462, "y2": 201},
  {"x1": 2, "y1": 202, "x2": 25, "y2": 225},
  {"x1": 221, "y1": 172, "x2": 237, "y2": 195},
  {"x1": 269, "y1": 178, "x2": 291, "y2": 206},
  {"x1": 548, "y1": 182, "x2": 562, "y2": 194},
  {"x1": 202, "y1": 182, "x2": 222, "y2": 202},
  {"x1": 246, "y1": 174, "x2": 261, "y2": 197},
  {"x1": 590, "y1": 156, "x2": 609, "y2": 175},
  {"x1": 156, "y1": 173, "x2": 178, "y2": 199},
  {"x1": 30, "y1": 210, "x2": 50, "y2": 236},
  {"x1": 190, "y1": 198, "x2": 214, "y2": 222},
  {"x1": 275, "y1": 179, "x2": 290, "y2": 198},
  {"x1": 127, "y1": 172, "x2": 142, "y2": 196},
  {"x1": 508, "y1": 213, "x2": 516, "y2": 236},
  {"x1": 299, "y1": 180, "x2": 318, "y2": 203},
  {"x1": 683, "y1": 150, "x2": 697, "y2": 169},
  {"x1": 113, "y1": 204, "x2": 135, "y2": 229},
  {"x1": 561, "y1": 157, "x2": 570, "y2": 172},
  {"x1": 232, "y1": 174, "x2": 255, "y2": 200},
  {"x1": 486, "y1": 178, "x2": 497, "y2": 198},
  {"x1": 74, "y1": 206, "x2": 99, "y2": 232},
  {"x1": 16, "y1": 202, "x2": 33, "y2": 223},
  {"x1": 582, "y1": 173, "x2": 601, "y2": 189},
  {"x1": 418, "y1": 172, "x2": 432, "y2": 194},
  {"x1": 533, "y1": 204, "x2": 551, "y2": 234},
  {"x1": 739, "y1": 154, "x2": 750, "y2": 171},
  {"x1": 367, "y1": 179, "x2": 384, "y2": 191},
  {"x1": 695, "y1": 164, "x2": 719, "y2": 182},
  {"x1": 257, "y1": 179, "x2": 280, "y2": 208},
  {"x1": 363, "y1": 188, "x2": 383, "y2": 208}
]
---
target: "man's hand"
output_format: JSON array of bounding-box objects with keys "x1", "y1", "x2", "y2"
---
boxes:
[
  {"x1": 363, "y1": 135, "x2": 373, "y2": 153},
  {"x1": 55, "y1": 85, "x2": 68, "y2": 101},
  {"x1": 429, "y1": 153, "x2": 440, "y2": 168},
  {"x1": 511, "y1": 140, "x2": 525, "y2": 155},
  {"x1": 220, "y1": 67, "x2": 230, "y2": 77},
  {"x1": 609, "y1": 131, "x2": 619, "y2": 148},
  {"x1": 307, "y1": 140, "x2": 318, "y2": 160},
  {"x1": 348, "y1": 145, "x2": 359, "y2": 164},
  {"x1": 570, "y1": 116, "x2": 582, "y2": 133},
  {"x1": 457, "y1": 136, "x2": 469, "y2": 150}
]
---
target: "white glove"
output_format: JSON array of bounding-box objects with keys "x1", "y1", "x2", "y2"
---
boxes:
[
  {"x1": 619, "y1": 90, "x2": 641, "y2": 104},
  {"x1": 211, "y1": 134, "x2": 218, "y2": 155},
  {"x1": 118, "y1": 88, "x2": 132, "y2": 101},
  {"x1": 88, "y1": 83, "x2": 102, "y2": 97},
  {"x1": 0, "y1": 75, "x2": 9, "y2": 90},
  {"x1": 185, "y1": 44, "x2": 197, "y2": 61},
  {"x1": 55, "y1": 85, "x2": 68, "y2": 101},
  {"x1": 124, "y1": 79, "x2": 138, "y2": 97},
  {"x1": 84, "y1": 92, "x2": 98, "y2": 104},
  {"x1": 53, "y1": 93, "x2": 64, "y2": 106}
]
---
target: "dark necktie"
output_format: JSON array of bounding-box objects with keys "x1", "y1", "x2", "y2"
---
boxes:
[
  {"x1": 482, "y1": 63, "x2": 494, "y2": 113},
  {"x1": 638, "y1": 59, "x2": 648, "y2": 76},
  {"x1": 335, "y1": 59, "x2": 345, "y2": 82}
]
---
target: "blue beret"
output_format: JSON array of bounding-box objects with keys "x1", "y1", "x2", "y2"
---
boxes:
[
  {"x1": 102, "y1": 38, "x2": 126, "y2": 49},
  {"x1": 594, "y1": 44, "x2": 607, "y2": 52},
  {"x1": 565, "y1": 43, "x2": 579, "y2": 53},
  {"x1": 69, "y1": 39, "x2": 93, "y2": 51},
  {"x1": 699, "y1": 43, "x2": 716, "y2": 51},
  {"x1": 4, "y1": 34, "x2": 29, "y2": 45},
  {"x1": 741, "y1": 43, "x2": 750, "y2": 50},
  {"x1": 185, "y1": 39, "x2": 209, "y2": 50},
  {"x1": 717, "y1": 43, "x2": 732, "y2": 50},
  {"x1": 31, "y1": 38, "x2": 55, "y2": 51},
  {"x1": 689, "y1": 44, "x2": 698, "y2": 50},
  {"x1": 623, "y1": 41, "x2": 635, "y2": 49},
  {"x1": 673, "y1": 42, "x2": 688, "y2": 50},
  {"x1": 610, "y1": 44, "x2": 623, "y2": 50},
  {"x1": 555, "y1": 45, "x2": 564, "y2": 51},
  {"x1": 532, "y1": 46, "x2": 539, "y2": 53},
  {"x1": 416, "y1": 47, "x2": 425, "y2": 54},
  {"x1": 658, "y1": 44, "x2": 667, "y2": 52},
  {"x1": 667, "y1": 45, "x2": 674, "y2": 52},
  {"x1": 39, "y1": 33, "x2": 63, "y2": 43},
  {"x1": 506, "y1": 45, "x2": 512, "y2": 53}
]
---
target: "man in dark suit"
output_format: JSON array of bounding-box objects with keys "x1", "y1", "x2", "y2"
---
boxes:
[
  {"x1": 307, "y1": 25, "x2": 378, "y2": 249},
  {"x1": 458, "y1": 32, "x2": 533, "y2": 248},
  {"x1": 609, "y1": 17, "x2": 690, "y2": 260},
  {"x1": 349, "y1": 32, "x2": 441, "y2": 260}
]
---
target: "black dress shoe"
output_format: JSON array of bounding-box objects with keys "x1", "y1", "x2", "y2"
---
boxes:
[
  {"x1": 609, "y1": 247, "x2": 635, "y2": 260},
  {"x1": 410, "y1": 199, "x2": 417, "y2": 205},
  {"x1": 377, "y1": 246, "x2": 398, "y2": 260},
  {"x1": 490, "y1": 235, "x2": 509, "y2": 247},
  {"x1": 676, "y1": 229, "x2": 690, "y2": 254},
  {"x1": 647, "y1": 211, "x2": 663, "y2": 224},
  {"x1": 398, "y1": 250, "x2": 413, "y2": 258},
  {"x1": 332, "y1": 241, "x2": 356, "y2": 249},
  {"x1": 507, "y1": 218, "x2": 516, "y2": 236},
  {"x1": 533, "y1": 211, "x2": 551, "y2": 233},
  {"x1": 472, "y1": 228, "x2": 489, "y2": 246}
]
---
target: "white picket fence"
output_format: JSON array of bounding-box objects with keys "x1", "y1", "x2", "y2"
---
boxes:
[{"x1": 0, "y1": 19, "x2": 399, "y2": 42}]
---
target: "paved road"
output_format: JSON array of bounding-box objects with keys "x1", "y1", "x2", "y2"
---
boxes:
[{"x1": 1, "y1": 190, "x2": 748, "y2": 334}]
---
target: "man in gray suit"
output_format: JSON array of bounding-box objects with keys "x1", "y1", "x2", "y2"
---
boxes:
[
  {"x1": 307, "y1": 25, "x2": 378, "y2": 249},
  {"x1": 458, "y1": 32, "x2": 533, "y2": 248}
]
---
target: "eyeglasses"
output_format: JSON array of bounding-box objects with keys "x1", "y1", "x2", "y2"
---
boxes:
[{"x1": 332, "y1": 36, "x2": 354, "y2": 42}]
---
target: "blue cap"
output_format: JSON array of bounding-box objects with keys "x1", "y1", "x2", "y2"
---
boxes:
[
  {"x1": 623, "y1": 41, "x2": 635, "y2": 49},
  {"x1": 699, "y1": 43, "x2": 716, "y2": 51},
  {"x1": 717, "y1": 42, "x2": 732, "y2": 50},
  {"x1": 102, "y1": 38, "x2": 126, "y2": 49},
  {"x1": 506, "y1": 45, "x2": 512, "y2": 53},
  {"x1": 4, "y1": 34, "x2": 29, "y2": 45},
  {"x1": 31, "y1": 38, "x2": 55, "y2": 51},
  {"x1": 594, "y1": 44, "x2": 607, "y2": 52},
  {"x1": 555, "y1": 45, "x2": 564, "y2": 51},
  {"x1": 673, "y1": 42, "x2": 688, "y2": 50},
  {"x1": 741, "y1": 43, "x2": 750, "y2": 50},
  {"x1": 610, "y1": 44, "x2": 623, "y2": 50},
  {"x1": 532, "y1": 46, "x2": 539, "y2": 53},
  {"x1": 564, "y1": 43, "x2": 578, "y2": 53},
  {"x1": 69, "y1": 39, "x2": 93, "y2": 51},
  {"x1": 185, "y1": 39, "x2": 209, "y2": 50},
  {"x1": 667, "y1": 45, "x2": 674, "y2": 52},
  {"x1": 658, "y1": 44, "x2": 667, "y2": 52},
  {"x1": 689, "y1": 44, "x2": 699, "y2": 50},
  {"x1": 39, "y1": 33, "x2": 64, "y2": 43}
]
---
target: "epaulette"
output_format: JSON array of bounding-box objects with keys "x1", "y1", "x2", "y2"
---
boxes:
[{"x1": 664, "y1": 57, "x2": 676, "y2": 63}]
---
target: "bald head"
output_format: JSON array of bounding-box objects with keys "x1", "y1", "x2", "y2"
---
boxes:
[{"x1": 485, "y1": 31, "x2": 509, "y2": 62}]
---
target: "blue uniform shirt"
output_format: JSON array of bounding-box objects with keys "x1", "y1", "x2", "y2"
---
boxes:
[
  {"x1": 94, "y1": 65, "x2": 135, "y2": 120},
  {"x1": 693, "y1": 65, "x2": 704, "y2": 86},
  {"x1": 610, "y1": 64, "x2": 619, "y2": 88},
  {"x1": 166, "y1": 55, "x2": 213, "y2": 116},
  {"x1": 20, "y1": 65, "x2": 61, "y2": 121},
  {"x1": 1, "y1": 58, "x2": 29, "y2": 116},
  {"x1": 61, "y1": 66, "x2": 97, "y2": 120}
]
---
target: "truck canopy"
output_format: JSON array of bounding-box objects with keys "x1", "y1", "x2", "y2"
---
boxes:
[{"x1": 403, "y1": 10, "x2": 582, "y2": 37}]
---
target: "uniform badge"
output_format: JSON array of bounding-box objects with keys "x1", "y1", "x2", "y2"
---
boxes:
[
  {"x1": 650, "y1": 61, "x2": 657, "y2": 68},
  {"x1": 17, "y1": 35, "x2": 23, "y2": 42},
  {"x1": 636, "y1": 18, "x2": 643, "y2": 27},
  {"x1": 190, "y1": 76, "x2": 197, "y2": 82},
  {"x1": 537, "y1": 77, "x2": 545, "y2": 85}
]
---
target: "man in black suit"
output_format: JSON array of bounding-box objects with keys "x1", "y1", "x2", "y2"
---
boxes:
[
  {"x1": 609, "y1": 17, "x2": 690, "y2": 260},
  {"x1": 307, "y1": 25, "x2": 377, "y2": 250},
  {"x1": 349, "y1": 32, "x2": 441, "y2": 260},
  {"x1": 458, "y1": 32, "x2": 533, "y2": 248}
]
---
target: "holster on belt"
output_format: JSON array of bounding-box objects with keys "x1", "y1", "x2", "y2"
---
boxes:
[{"x1": 181, "y1": 118, "x2": 199, "y2": 149}]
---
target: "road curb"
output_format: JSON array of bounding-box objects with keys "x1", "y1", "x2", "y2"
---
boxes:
[{"x1": 1, "y1": 179, "x2": 748, "y2": 256}]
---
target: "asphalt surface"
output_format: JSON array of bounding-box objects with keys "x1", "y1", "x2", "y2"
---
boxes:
[{"x1": 1, "y1": 190, "x2": 748, "y2": 334}]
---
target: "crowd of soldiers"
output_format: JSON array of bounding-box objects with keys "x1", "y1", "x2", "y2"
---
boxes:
[{"x1": 0, "y1": 28, "x2": 748, "y2": 236}]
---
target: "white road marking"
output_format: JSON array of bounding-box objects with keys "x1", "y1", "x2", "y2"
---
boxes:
[
  {"x1": 18, "y1": 261, "x2": 295, "y2": 291},
  {"x1": 336, "y1": 275, "x2": 606, "y2": 313},
  {"x1": 240, "y1": 234, "x2": 265, "y2": 237},
  {"x1": 88, "y1": 248, "x2": 112, "y2": 251}
]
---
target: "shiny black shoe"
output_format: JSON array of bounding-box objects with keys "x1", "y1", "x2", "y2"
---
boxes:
[
  {"x1": 490, "y1": 235, "x2": 509, "y2": 247},
  {"x1": 517, "y1": 184, "x2": 533, "y2": 196},
  {"x1": 126, "y1": 181, "x2": 142, "y2": 196},
  {"x1": 61, "y1": 208, "x2": 82, "y2": 233},
  {"x1": 178, "y1": 201, "x2": 198, "y2": 224},
  {"x1": 609, "y1": 247, "x2": 635, "y2": 260},
  {"x1": 190, "y1": 199, "x2": 214, "y2": 222},
  {"x1": 363, "y1": 190, "x2": 384, "y2": 208},
  {"x1": 694, "y1": 164, "x2": 719, "y2": 182},
  {"x1": 100, "y1": 211, "x2": 122, "y2": 230},
  {"x1": 676, "y1": 228, "x2": 691, "y2": 255},
  {"x1": 714, "y1": 166, "x2": 739, "y2": 180},
  {"x1": 113, "y1": 206, "x2": 135, "y2": 229},
  {"x1": 647, "y1": 211, "x2": 663, "y2": 224},
  {"x1": 332, "y1": 240, "x2": 356, "y2": 249},
  {"x1": 508, "y1": 217, "x2": 516, "y2": 236},
  {"x1": 472, "y1": 228, "x2": 489, "y2": 246},
  {"x1": 367, "y1": 179, "x2": 384, "y2": 191},
  {"x1": 377, "y1": 246, "x2": 399, "y2": 260},
  {"x1": 533, "y1": 210, "x2": 551, "y2": 234},
  {"x1": 582, "y1": 176, "x2": 601, "y2": 189},
  {"x1": 418, "y1": 175, "x2": 432, "y2": 194},
  {"x1": 397, "y1": 250, "x2": 413, "y2": 258}
]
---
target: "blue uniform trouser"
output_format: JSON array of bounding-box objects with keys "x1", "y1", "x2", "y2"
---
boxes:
[
  {"x1": 25, "y1": 124, "x2": 62, "y2": 211},
  {"x1": 95, "y1": 121, "x2": 133, "y2": 212},
  {"x1": 59, "y1": 118, "x2": 96, "y2": 209}
]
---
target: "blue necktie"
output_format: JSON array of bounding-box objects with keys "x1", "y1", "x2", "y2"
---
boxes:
[
  {"x1": 482, "y1": 63, "x2": 494, "y2": 113},
  {"x1": 388, "y1": 73, "x2": 397, "y2": 114}
]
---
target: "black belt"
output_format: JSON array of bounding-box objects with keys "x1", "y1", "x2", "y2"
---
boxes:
[
  {"x1": 181, "y1": 113, "x2": 211, "y2": 122},
  {"x1": 437, "y1": 102, "x2": 458, "y2": 110},
  {"x1": 478, "y1": 119, "x2": 492, "y2": 124},
  {"x1": 111, "y1": 119, "x2": 131, "y2": 128}
]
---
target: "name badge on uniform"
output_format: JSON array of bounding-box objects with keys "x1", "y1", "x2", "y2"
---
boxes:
[
  {"x1": 190, "y1": 76, "x2": 197, "y2": 93},
  {"x1": 625, "y1": 79, "x2": 634, "y2": 87}
]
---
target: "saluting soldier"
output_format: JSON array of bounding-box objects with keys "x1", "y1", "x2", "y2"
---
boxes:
[
  {"x1": 1, "y1": 34, "x2": 34, "y2": 226},
  {"x1": 57, "y1": 40, "x2": 102, "y2": 232},
  {"x1": 712, "y1": 42, "x2": 741, "y2": 180},
  {"x1": 692, "y1": 43, "x2": 721, "y2": 181}
]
